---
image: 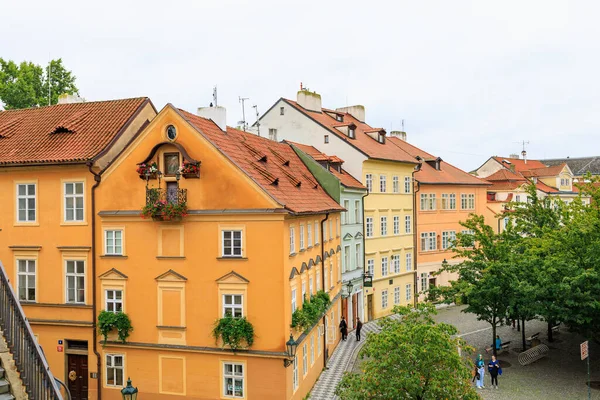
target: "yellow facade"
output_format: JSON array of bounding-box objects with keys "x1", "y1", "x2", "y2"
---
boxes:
[
  {"x1": 95, "y1": 106, "x2": 342, "y2": 400},
  {"x1": 362, "y1": 159, "x2": 416, "y2": 321}
]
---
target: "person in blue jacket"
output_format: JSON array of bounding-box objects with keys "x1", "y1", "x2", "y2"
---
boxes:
[
  {"x1": 488, "y1": 355, "x2": 502, "y2": 389},
  {"x1": 475, "y1": 354, "x2": 485, "y2": 389},
  {"x1": 495, "y1": 335, "x2": 502, "y2": 351}
]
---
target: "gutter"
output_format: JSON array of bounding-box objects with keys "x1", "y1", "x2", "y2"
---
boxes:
[
  {"x1": 87, "y1": 162, "x2": 102, "y2": 400},
  {"x1": 320, "y1": 212, "x2": 329, "y2": 369},
  {"x1": 361, "y1": 189, "x2": 369, "y2": 318},
  {"x1": 412, "y1": 166, "x2": 421, "y2": 307}
]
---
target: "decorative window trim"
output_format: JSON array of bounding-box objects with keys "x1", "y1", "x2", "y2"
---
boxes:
[
  {"x1": 104, "y1": 353, "x2": 125, "y2": 388},
  {"x1": 103, "y1": 227, "x2": 125, "y2": 256},
  {"x1": 221, "y1": 228, "x2": 244, "y2": 258},
  {"x1": 61, "y1": 179, "x2": 87, "y2": 225},
  {"x1": 221, "y1": 360, "x2": 246, "y2": 399},
  {"x1": 14, "y1": 180, "x2": 38, "y2": 225}
]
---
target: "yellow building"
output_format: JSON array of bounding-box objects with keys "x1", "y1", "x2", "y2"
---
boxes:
[
  {"x1": 0, "y1": 97, "x2": 157, "y2": 400},
  {"x1": 258, "y1": 91, "x2": 418, "y2": 321},
  {"x1": 95, "y1": 104, "x2": 343, "y2": 400}
]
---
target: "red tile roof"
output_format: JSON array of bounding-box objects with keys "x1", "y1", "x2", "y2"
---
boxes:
[
  {"x1": 283, "y1": 99, "x2": 417, "y2": 164},
  {"x1": 287, "y1": 141, "x2": 366, "y2": 190},
  {"x1": 485, "y1": 169, "x2": 527, "y2": 182},
  {"x1": 492, "y1": 156, "x2": 546, "y2": 172},
  {"x1": 521, "y1": 163, "x2": 567, "y2": 177},
  {"x1": 178, "y1": 109, "x2": 344, "y2": 215},
  {"x1": 488, "y1": 181, "x2": 526, "y2": 191},
  {"x1": 535, "y1": 181, "x2": 560, "y2": 193},
  {"x1": 0, "y1": 98, "x2": 152, "y2": 165},
  {"x1": 387, "y1": 137, "x2": 489, "y2": 186}
]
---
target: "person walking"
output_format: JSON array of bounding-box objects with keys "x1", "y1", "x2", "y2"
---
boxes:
[
  {"x1": 475, "y1": 354, "x2": 485, "y2": 389},
  {"x1": 355, "y1": 317, "x2": 363, "y2": 341},
  {"x1": 339, "y1": 316, "x2": 348, "y2": 341},
  {"x1": 488, "y1": 355, "x2": 501, "y2": 389}
]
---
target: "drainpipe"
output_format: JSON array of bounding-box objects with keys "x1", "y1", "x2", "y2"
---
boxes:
[
  {"x1": 360, "y1": 190, "x2": 369, "y2": 321},
  {"x1": 320, "y1": 212, "x2": 329, "y2": 369},
  {"x1": 412, "y1": 166, "x2": 421, "y2": 307},
  {"x1": 87, "y1": 162, "x2": 102, "y2": 400}
]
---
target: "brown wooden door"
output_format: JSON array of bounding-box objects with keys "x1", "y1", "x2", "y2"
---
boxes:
[
  {"x1": 341, "y1": 297, "x2": 348, "y2": 323},
  {"x1": 352, "y1": 293, "x2": 358, "y2": 325},
  {"x1": 67, "y1": 354, "x2": 88, "y2": 400},
  {"x1": 367, "y1": 294, "x2": 373, "y2": 321}
]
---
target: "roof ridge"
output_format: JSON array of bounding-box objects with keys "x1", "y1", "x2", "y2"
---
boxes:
[{"x1": 0, "y1": 97, "x2": 149, "y2": 113}]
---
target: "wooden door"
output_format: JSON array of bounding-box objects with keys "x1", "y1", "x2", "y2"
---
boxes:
[
  {"x1": 67, "y1": 354, "x2": 88, "y2": 400},
  {"x1": 367, "y1": 294, "x2": 373, "y2": 321},
  {"x1": 352, "y1": 293, "x2": 358, "y2": 325},
  {"x1": 341, "y1": 297, "x2": 348, "y2": 324}
]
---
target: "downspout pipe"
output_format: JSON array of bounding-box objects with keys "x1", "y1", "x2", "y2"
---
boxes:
[
  {"x1": 412, "y1": 166, "x2": 421, "y2": 307},
  {"x1": 320, "y1": 212, "x2": 329, "y2": 369},
  {"x1": 360, "y1": 190, "x2": 369, "y2": 319},
  {"x1": 87, "y1": 162, "x2": 102, "y2": 400}
]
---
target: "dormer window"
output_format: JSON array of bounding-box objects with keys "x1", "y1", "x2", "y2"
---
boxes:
[
  {"x1": 348, "y1": 127, "x2": 355, "y2": 139},
  {"x1": 336, "y1": 114, "x2": 343, "y2": 122},
  {"x1": 377, "y1": 133, "x2": 385, "y2": 144}
]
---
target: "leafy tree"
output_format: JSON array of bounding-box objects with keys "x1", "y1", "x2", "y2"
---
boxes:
[
  {"x1": 335, "y1": 303, "x2": 479, "y2": 400},
  {"x1": 0, "y1": 58, "x2": 78, "y2": 109},
  {"x1": 429, "y1": 214, "x2": 516, "y2": 356}
]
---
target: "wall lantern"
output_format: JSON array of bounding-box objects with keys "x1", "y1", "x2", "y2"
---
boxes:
[
  {"x1": 283, "y1": 333, "x2": 298, "y2": 368},
  {"x1": 121, "y1": 377, "x2": 138, "y2": 400}
]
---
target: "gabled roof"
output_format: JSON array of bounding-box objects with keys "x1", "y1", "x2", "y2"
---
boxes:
[
  {"x1": 287, "y1": 141, "x2": 366, "y2": 190},
  {"x1": 282, "y1": 99, "x2": 417, "y2": 164},
  {"x1": 0, "y1": 97, "x2": 153, "y2": 165},
  {"x1": 387, "y1": 137, "x2": 489, "y2": 186},
  {"x1": 535, "y1": 181, "x2": 560, "y2": 193},
  {"x1": 492, "y1": 156, "x2": 546, "y2": 172},
  {"x1": 521, "y1": 163, "x2": 567, "y2": 177},
  {"x1": 178, "y1": 109, "x2": 344, "y2": 215},
  {"x1": 486, "y1": 169, "x2": 527, "y2": 182},
  {"x1": 542, "y1": 156, "x2": 600, "y2": 176}
]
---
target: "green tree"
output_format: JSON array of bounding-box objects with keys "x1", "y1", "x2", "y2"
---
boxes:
[
  {"x1": 0, "y1": 58, "x2": 78, "y2": 109},
  {"x1": 335, "y1": 304, "x2": 479, "y2": 400},
  {"x1": 430, "y1": 214, "x2": 516, "y2": 356}
]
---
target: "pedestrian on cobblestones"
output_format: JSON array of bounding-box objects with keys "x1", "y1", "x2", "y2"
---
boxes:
[
  {"x1": 475, "y1": 354, "x2": 485, "y2": 389},
  {"x1": 339, "y1": 316, "x2": 348, "y2": 341},
  {"x1": 488, "y1": 355, "x2": 501, "y2": 389},
  {"x1": 355, "y1": 317, "x2": 363, "y2": 341}
]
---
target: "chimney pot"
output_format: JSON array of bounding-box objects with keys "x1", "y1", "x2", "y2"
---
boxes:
[
  {"x1": 297, "y1": 90, "x2": 322, "y2": 112},
  {"x1": 390, "y1": 130, "x2": 407, "y2": 141},
  {"x1": 198, "y1": 105, "x2": 227, "y2": 132},
  {"x1": 58, "y1": 94, "x2": 85, "y2": 104},
  {"x1": 335, "y1": 105, "x2": 365, "y2": 122}
]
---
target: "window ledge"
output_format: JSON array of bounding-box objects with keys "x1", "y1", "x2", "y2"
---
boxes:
[
  {"x1": 157, "y1": 256, "x2": 186, "y2": 260},
  {"x1": 289, "y1": 252, "x2": 297, "y2": 257},
  {"x1": 60, "y1": 222, "x2": 88, "y2": 226},
  {"x1": 307, "y1": 246, "x2": 313, "y2": 250},
  {"x1": 216, "y1": 257, "x2": 248, "y2": 261},
  {"x1": 100, "y1": 255, "x2": 128, "y2": 259},
  {"x1": 157, "y1": 325, "x2": 187, "y2": 330},
  {"x1": 13, "y1": 223, "x2": 40, "y2": 227},
  {"x1": 299, "y1": 249, "x2": 306, "y2": 253}
]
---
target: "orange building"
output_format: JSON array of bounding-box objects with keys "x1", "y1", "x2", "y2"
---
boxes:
[
  {"x1": 0, "y1": 97, "x2": 157, "y2": 399},
  {"x1": 388, "y1": 136, "x2": 492, "y2": 295},
  {"x1": 94, "y1": 104, "x2": 343, "y2": 400}
]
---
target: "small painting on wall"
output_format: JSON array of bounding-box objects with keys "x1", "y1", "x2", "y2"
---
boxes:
[{"x1": 164, "y1": 153, "x2": 179, "y2": 176}]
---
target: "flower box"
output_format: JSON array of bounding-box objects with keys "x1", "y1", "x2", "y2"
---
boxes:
[
  {"x1": 180, "y1": 161, "x2": 200, "y2": 179},
  {"x1": 152, "y1": 214, "x2": 182, "y2": 222},
  {"x1": 182, "y1": 171, "x2": 200, "y2": 179},
  {"x1": 139, "y1": 172, "x2": 158, "y2": 180}
]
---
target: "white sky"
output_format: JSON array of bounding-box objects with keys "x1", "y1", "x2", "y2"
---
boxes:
[{"x1": 1, "y1": 0, "x2": 599, "y2": 171}]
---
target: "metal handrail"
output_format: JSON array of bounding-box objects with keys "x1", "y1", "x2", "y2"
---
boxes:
[{"x1": 0, "y1": 261, "x2": 63, "y2": 399}]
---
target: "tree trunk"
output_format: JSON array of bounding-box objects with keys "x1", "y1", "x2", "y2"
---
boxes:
[
  {"x1": 521, "y1": 318, "x2": 527, "y2": 351},
  {"x1": 492, "y1": 319, "x2": 497, "y2": 357},
  {"x1": 517, "y1": 318, "x2": 520, "y2": 332},
  {"x1": 547, "y1": 320, "x2": 554, "y2": 342}
]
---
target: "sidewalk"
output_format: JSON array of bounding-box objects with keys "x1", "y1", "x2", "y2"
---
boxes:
[{"x1": 309, "y1": 315, "x2": 401, "y2": 400}]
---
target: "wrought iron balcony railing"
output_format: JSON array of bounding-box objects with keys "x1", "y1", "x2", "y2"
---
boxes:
[{"x1": 146, "y1": 187, "x2": 187, "y2": 206}]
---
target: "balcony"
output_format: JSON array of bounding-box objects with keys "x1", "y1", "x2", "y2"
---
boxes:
[{"x1": 143, "y1": 187, "x2": 188, "y2": 221}]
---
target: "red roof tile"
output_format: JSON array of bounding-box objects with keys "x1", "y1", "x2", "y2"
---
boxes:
[
  {"x1": 387, "y1": 137, "x2": 489, "y2": 186},
  {"x1": 283, "y1": 99, "x2": 417, "y2": 164},
  {"x1": 488, "y1": 181, "x2": 526, "y2": 191},
  {"x1": 521, "y1": 163, "x2": 567, "y2": 177},
  {"x1": 535, "y1": 181, "x2": 560, "y2": 193},
  {"x1": 178, "y1": 109, "x2": 344, "y2": 215},
  {"x1": 0, "y1": 98, "x2": 151, "y2": 165},
  {"x1": 485, "y1": 169, "x2": 527, "y2": 182},
  {"x1": 286, "y1": 141, "x2": 366, "y2": 190},
  {"x1": 492, "y1": 156, "x2": 546, "y2": 172}
]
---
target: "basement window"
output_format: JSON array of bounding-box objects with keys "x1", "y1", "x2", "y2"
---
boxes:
[{"x1": 324, "y1": 135, "x2": 329, "y2": 144}]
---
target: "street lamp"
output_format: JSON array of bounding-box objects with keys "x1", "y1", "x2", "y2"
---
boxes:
[
  {"x1": 442, "y1": 258, "x2": 448, "y2": 268},
  {"x1": 121, "y1": 378, "x2": 138, "y2": 400},
  {"x1": 283, "y1": 333, "x2": 298, "y2": 367},
  {"x1": 345, "y1": 281, "x2": 354, "y2": 298}
]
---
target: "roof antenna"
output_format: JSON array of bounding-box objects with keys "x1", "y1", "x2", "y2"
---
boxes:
[
  {"x1": 238, "y1": 96, "x2": 249, "y2": 132},
  {"x1": 402, "y1": 119, "x2": 405, "y2": 131},
  {"x1": 515, "y1": 140, "x2": 530, "y2": 164},
  {"x1": 213, "y1": 85, "x2": 218, "y2": 107},
  {"x1": 253, "y1": 104, "x2": 260, "y2": 137}
]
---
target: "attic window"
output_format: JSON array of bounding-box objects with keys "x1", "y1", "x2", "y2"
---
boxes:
[
  {"x1": 377, "y1": 133, "x2": 385, "y2": 144},
  {"x1": 324, "y1": 135, "x2": 329, "y2": 144},
  {"x1": 502, "y1": 159, "x2": 511, "y2": 164},
  {"x1": 336, "y1": 115, "x2": 343, "y2": 122},
  {"x1": 348, "y1": 127, "x2": 355, "y2": 139},
  {"x1": 280, "y1": 107, "x2": 285, "y2": 116}
]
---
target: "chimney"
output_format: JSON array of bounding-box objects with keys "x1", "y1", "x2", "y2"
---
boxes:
[
  {"x1": 197, "y1": 105, "x2": 227, "y2": 132},
  {"x1": 390, "y1": 131, "x2": 407, "y2": 141},
  {"x1": 335, "y1": 105, "x2": 365, "y2": 122},
  {"x1": 58, "y1": 93, "x2": 85, "y2": 104},
  {"x1": 509, "y1": 153, "x2": 519, "y2": 159},
  {"x1": 521, "y1": 150, "x2": 527, "y2": 164},
  {"x1": 297, "y1": 90, "x2": 322, "y2": 112}
]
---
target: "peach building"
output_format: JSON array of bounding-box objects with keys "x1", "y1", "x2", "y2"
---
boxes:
[{"x1": 95, "y1": 104, "x2": 343, "y2": 400}]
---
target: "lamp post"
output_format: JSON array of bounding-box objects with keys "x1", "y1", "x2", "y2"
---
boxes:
[
  {"x1": 121, "y1": 377, "x2": 138, "y2": 400},
  {"x1": 283, "y1": 333, "x2": 298, "y2": 367}
]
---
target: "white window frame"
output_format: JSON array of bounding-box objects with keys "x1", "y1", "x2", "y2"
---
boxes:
[
  {"x1": 392, "y1": 254, "x2": 400, "y2": 274},
  {"x1": 299, "y1": 225, "x2": 305, "y2": 250},
  {"x1": 291, "y1": 288, "x2": 297, "y2": 313},
  {"x1": 366, "y1": 217, "x2": 373, "y2": 237},
  {"x1": 302, "y1": 343, "x2": 308, "y2": 376},
  {"x1": 290, "y1": 226, "x2": 296, "y2": 255},
  {"x1": 354, "y1": 200, "x2": 360, "y2": 223},
  {"x1": 223, "y1": 362, "x2": 244, "y2": 398},
  {"x1": 406, "y1": 284, "x2": 412, "y2": 301},
  {"x1": 343, "y1": 245, "x2": 350, "y2": 273},
  {"x1": 381, "y1": 256, "x2": 388, "y2": 277},
  {"x1": 104, "y1": 230, "x2": 123, "y2": 256},
  {"x1": 420, "y1": 232, "x2": 436, "y2": 252},
  {"x1": 468, "y1": 194, "x2": 475, "y2": 209},
  {"x1": 380, "y1": 175, "x2": 387, "y2": 193},
  {"x1": 310, "y1": 335, "x2": 315, "y2": 365},
  {"x1": 406, "y1": 252, "x2": 412, "y2": 272},
  {"x1": 314, "y1": 222, "x2": 320, "y2": 245},
  {"x1": 269, "y1": 128, "x2": 278, "y2": 141},
  {"x1": 17, "y1": 259, "x2": 36, "y2": 302},
  {"x1": 355, "y1": 243, "x2": 361, "y2": 270},
  {"x1": 367, "y1": 259, "x2": 374, "y2": 277},
  {"x1": 222, "y1": 230, "x2": 243, "y2": 257},
  {"x1": 404, "y1": 176, "x2": 411, "y2": 193},
  {"x1": 105, "y1": 354, "x2": 125, "y2": 387},
  {"x1": 380, "y1": 216, "x2": 387, "y2": 236},
  {"x1": 442, "y1": 231, "x2": 456, "y2": 250},
  {"x1": 420, "y1": 193, "x2": 428, "y2": 210},
  {"x1": 329, "y1": 219, "x2": 333, "y2": 240},
  {"x1": 365, "y1": 174, "x2": 373, "y2": 193},
  {"x1": 393, "y1": 215, "x2": 400, "y2": 235},
  {"x1": 307, "y1": 224, "x2": 313, "y2": 247},
  {"x1": 105, "y1": 289, "x2": 123, "y2": 313},
  {"x1": 394, "y1": 286, "x2": 400, "y2": 305},
  {"x1": 405, "y1": 215, "x2": 411, "y2": 234},
  {"x1": 16, "y1": 183, "x2": 36, "y2": 222},
  {"x1": 392, "y1": 176, "x2": 399, "y2": 193},
  {"x1": 343, "y1": 200, "x2": 350, "y2": 224},
  {"x1": 223, "y1": 294, "x2": 243, "y2": 318},
  {"x1": 381, "y1": 289, "x2": 388, "y2": 309},
  {"x1": 429, "y1": 194, "x2": 436, "y2": 210},
  {"x1": 292, "y1": 355, "x2": 299, "y2": 391},
  {"x1": 302, "y1": 282, "x2": 306, "y2": 300},
  {"x1": 309, "y1": 277, "x2": 313, "y2": 295},
  {"x1": 65, "y1": 260, "x2": 85, "y2": 304},
  {"x1": 421, "y1": 272, "x2": 428, "y2": 292},
  {"x1": 64, "y1": 181, "x2": 85, "y2": 222}
]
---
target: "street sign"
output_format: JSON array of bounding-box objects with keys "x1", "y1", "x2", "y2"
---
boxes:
[{"x1": 581, "y1": 341, "x2": 588, "y2": 360}]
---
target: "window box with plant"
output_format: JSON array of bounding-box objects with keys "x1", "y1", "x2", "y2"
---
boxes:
[
  {"x1": 136, "y1": 162, "x2": 159, "y2": 180},
  {"x1": 98, "y1": 310, "x2": 133, "y2": 344},
  {"x1": 290, "y1": 291, "x2": 331, "y2": 333},
  {"x1": 212, "y1": 316, "x2": 255, "y2": 352},
  {"x1": 180, "y1": 161, "x2": 200, "y2": 179}
]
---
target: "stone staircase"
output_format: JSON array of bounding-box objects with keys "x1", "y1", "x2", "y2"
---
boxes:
[{"x1": 0, "y1": 362, "x2": 16, "y2": 400}]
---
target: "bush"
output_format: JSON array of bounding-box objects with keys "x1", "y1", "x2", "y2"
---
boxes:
[
  {"x1": 98, "y1": 310, "x2": 133, "y2": 343},
  {"x1": 213, "y1": 317, "x2": 255, "y2": 351},
  {"x1": 290, "y1": 291, "x2": 331, "y2": 333}
]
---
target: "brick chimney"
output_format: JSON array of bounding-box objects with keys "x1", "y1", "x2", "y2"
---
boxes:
[
  {"x1": 297, "y1": 90, "x2": 322, "y2": 112},
  {"x1": 389, "y1": 131, "x2": 407, "y2": 141},
  {"x1": 336, "y1": 105, "x2": 365, "y2": 122}
]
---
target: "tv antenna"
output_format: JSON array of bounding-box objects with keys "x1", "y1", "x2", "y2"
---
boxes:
[
  {"x1": 253, "y1": 105, "x2": 260, "y2": 137},
  {"x1": 213, "y1": 86, "x2": 218, "y2": 107},
  {"x1": 239, "y1": 96, "x2": 249, "y2": 131}
]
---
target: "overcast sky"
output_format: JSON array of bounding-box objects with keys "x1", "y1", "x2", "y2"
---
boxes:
[{"x1": 2, "y1": 0, "x2": 598, "y2": 171}]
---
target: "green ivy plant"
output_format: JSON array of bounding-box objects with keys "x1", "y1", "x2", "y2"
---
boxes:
[
  {"x1": 291, "y1": 291, "x2": 331, "y2": 333},
  {"x1": 212, "y1": 316, "x2": 255, "y2": 352},
  {"x1": 98, "y1": 310, "x2": 134, "y2": 344}
]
